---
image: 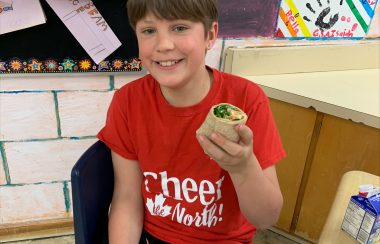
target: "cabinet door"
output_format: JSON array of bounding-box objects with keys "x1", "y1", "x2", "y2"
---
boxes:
[
  {"x1": 269, "y1": 99, "x2": 317, "y2": 231},
  {"x1": 295, "y1": 114, "x2": 380, "y2": 242}
]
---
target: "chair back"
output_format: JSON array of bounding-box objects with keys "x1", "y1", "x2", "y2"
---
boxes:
[{"x1": 71, "y1": 140, "x2": 114, "y2": 244}]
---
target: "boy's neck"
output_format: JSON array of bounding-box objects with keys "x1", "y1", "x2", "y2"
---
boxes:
[{"x1": 160, "y1": 68, "x2": 213, "y2": 107}]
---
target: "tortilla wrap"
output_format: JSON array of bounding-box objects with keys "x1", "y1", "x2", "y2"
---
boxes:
[{"x1": 196, "y1": 103, "x2": 248, "y2": 142}]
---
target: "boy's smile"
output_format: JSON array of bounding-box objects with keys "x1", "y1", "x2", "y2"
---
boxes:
[
  {"x1": 135, "y1": 12, "x2": 218, "y2": 106},
  {"x1": 155, "y1": 59, "x2": 182, "y2": 69}
]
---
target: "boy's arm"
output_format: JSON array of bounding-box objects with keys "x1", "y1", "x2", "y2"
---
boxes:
[
  {"x1": 197, "y1": 124, "x2": 283, "y2": 229},
  {"x1": 109, "y1": 151, "x2": 144, "y2": 244},
  {"x1": 228, "y1": 161, "x2": 283, "y2": 229}
]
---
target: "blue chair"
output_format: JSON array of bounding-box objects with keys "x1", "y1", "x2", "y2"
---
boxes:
[{"x1": 71, "y1": 140, "x2": 114, "y2": 244}]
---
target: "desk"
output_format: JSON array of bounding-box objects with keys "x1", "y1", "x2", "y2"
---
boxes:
[
  {"x1": 319, "y1": 171, "x2": 380, "y2": 243},
  {"x1": 241, "y1": 68, "x2": 380, "y2": 129},
  {"x1": 225, "y1": 41, "x2": 380, "y2": 129}
]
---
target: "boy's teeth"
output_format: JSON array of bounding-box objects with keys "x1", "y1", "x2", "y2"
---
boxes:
[{"x1": 159, "y1": 60, "x2": 178, "y2": 67}]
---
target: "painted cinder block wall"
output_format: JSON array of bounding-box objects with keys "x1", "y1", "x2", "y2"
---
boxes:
[{"x1": 0, "y1": 74, "x2": 143, "y2": 225}]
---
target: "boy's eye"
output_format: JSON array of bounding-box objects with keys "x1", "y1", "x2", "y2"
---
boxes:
[
  {"x1": 141, "y1": 28, "x2": 156, "y2": 35},
  {"x1": 173, "y1": 25, "x2": 188, "y2": 32}
]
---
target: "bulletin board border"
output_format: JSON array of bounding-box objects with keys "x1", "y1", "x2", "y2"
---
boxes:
[{"x1": 0, "y1": 56, "x2": 142, "y2": 74}]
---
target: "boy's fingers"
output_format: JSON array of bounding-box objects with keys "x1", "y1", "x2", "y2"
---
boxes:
[
  {"x1": 235, "y1": 124, "x2": 253, "y2": 146},
  {"x1": 198, "y1": 124, "x2": 253, "y2": 158},
  {"x1": 197, "y1": 134, "x2": 224, "y2": 159},
  {"x1": 209, "y1": 132, "x2": 242, "y2": 157}
]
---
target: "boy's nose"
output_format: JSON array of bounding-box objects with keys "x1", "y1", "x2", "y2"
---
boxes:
[{"x1": 156, "y1": 33, "x2": 175, "y2": 52}]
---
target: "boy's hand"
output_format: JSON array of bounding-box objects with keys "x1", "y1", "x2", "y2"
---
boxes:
[{"x1": 197, "y1": 124, "x2": 255, "y2": 174}]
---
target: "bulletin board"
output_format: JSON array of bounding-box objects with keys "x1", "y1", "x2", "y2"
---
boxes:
[{"x1": 0, "y1": 0, "x2": 141, "y2": 74}]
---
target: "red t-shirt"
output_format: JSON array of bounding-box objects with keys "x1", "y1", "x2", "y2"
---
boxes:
[{"x1": 97, "y1": 67, "x2": 286, "y2": 243}]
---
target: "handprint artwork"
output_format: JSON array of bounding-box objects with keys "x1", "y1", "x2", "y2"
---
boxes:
[{"x1": 275, "y1": 0, "x2": 379, "y2": 38}]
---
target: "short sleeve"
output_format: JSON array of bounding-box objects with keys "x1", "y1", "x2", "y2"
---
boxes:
[
  {"x1": 97, "y1": 90, "x2": 137, "y2": 160},
  {"x1": 247, "y1": 92, "x2": 286, "y2": 169}
]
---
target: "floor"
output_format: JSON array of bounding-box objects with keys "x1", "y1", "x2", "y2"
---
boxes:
[{"x1": 3, "y1": 229, "x2": 312, "y2": 244}]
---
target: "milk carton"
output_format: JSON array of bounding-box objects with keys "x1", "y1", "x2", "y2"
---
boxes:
[{"x1": 342, "y1": 186, "x2": 380, "y2": 244}]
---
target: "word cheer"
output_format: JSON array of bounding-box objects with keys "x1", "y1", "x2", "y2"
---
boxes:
[{"x1": 143, "y1": 171, "x2": 225, "y2": 206}]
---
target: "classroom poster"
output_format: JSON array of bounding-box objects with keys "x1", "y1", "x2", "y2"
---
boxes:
[{"x1": 275, "y1": 0, "x2": 379, "y2": 38}]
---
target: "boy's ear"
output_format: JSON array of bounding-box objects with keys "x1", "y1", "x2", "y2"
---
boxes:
[{"x1": 207, "y1": 22, "x2": 219, "y2": 49}]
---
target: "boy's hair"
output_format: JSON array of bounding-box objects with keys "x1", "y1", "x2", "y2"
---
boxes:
[{"x1": 127, "y1": 0, "x2": 218, "y2": 36}]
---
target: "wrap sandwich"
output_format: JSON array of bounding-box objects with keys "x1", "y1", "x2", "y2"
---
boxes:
[{"x1": 196, "y1": 103, "x2": 248, "y2": 142}]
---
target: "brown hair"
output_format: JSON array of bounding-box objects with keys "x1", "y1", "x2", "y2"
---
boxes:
[{"x1": 127, "y1": 0, "x2": 218, "y2": 36}]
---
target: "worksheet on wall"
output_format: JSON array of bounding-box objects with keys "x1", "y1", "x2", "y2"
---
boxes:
[
  {"x1": 45, "y1": 0, "x2": 122, "y2": 64},
  {"x1": 0, "y1": 0, "x2": 46, "y2": 35}
]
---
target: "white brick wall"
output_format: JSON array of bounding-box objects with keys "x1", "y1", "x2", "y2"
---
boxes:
[
  {"x1": 0, "y1": 73, "x2": 144, "y2": 228},
  {"x1": 0, "y1": 170, "x2": 5, "y2": 185},
  {"x1": 0, "y1": 184, "x2": 68, "y2": 224},
  {"x1": 5, "y1": 139, "x2": 96, "y2": 184},
  {"x1": 58, "y1": 91, "x2": 114, "y2": 137},
  {"x1": 0, "y1": 93, "x2": 58, "y2": 141}
]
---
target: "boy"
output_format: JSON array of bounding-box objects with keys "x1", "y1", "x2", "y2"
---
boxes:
[{"x1": 97, "y1": 0, "x2": 286, "y2": 243}]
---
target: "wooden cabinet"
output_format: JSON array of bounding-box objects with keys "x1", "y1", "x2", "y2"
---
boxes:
[
  {"x1": 295, "y1": 114, "x2": 380, "y2": 241},
  {"x1": 270, "y1": 101, "x2": 380, "y2": 243},
  {"x1": 268, "y1": 98, "x2": 317, "y2": 232}
]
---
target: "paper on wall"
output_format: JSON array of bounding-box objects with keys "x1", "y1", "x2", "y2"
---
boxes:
[
  {"x1": 0, "y1": 0, "x2": 46, "y2": 35},
  {"x1": 45, "y1": 0, "x2": 122, "y2": 64},
  {"x1": 0, "y1": 0, "x2": 13, "y2": 7},
  {"x1": 275, "y1": 0, "x2": 379, "y2": 38}
]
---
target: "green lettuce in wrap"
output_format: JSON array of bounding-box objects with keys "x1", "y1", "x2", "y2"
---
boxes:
[{"x1": 196, "y1": 103, "x2": 248, "y2": 142}]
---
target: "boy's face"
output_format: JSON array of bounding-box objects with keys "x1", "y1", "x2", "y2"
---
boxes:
[{"x1": 135, "y1": 12, "x2": 217, "y2": 90}]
